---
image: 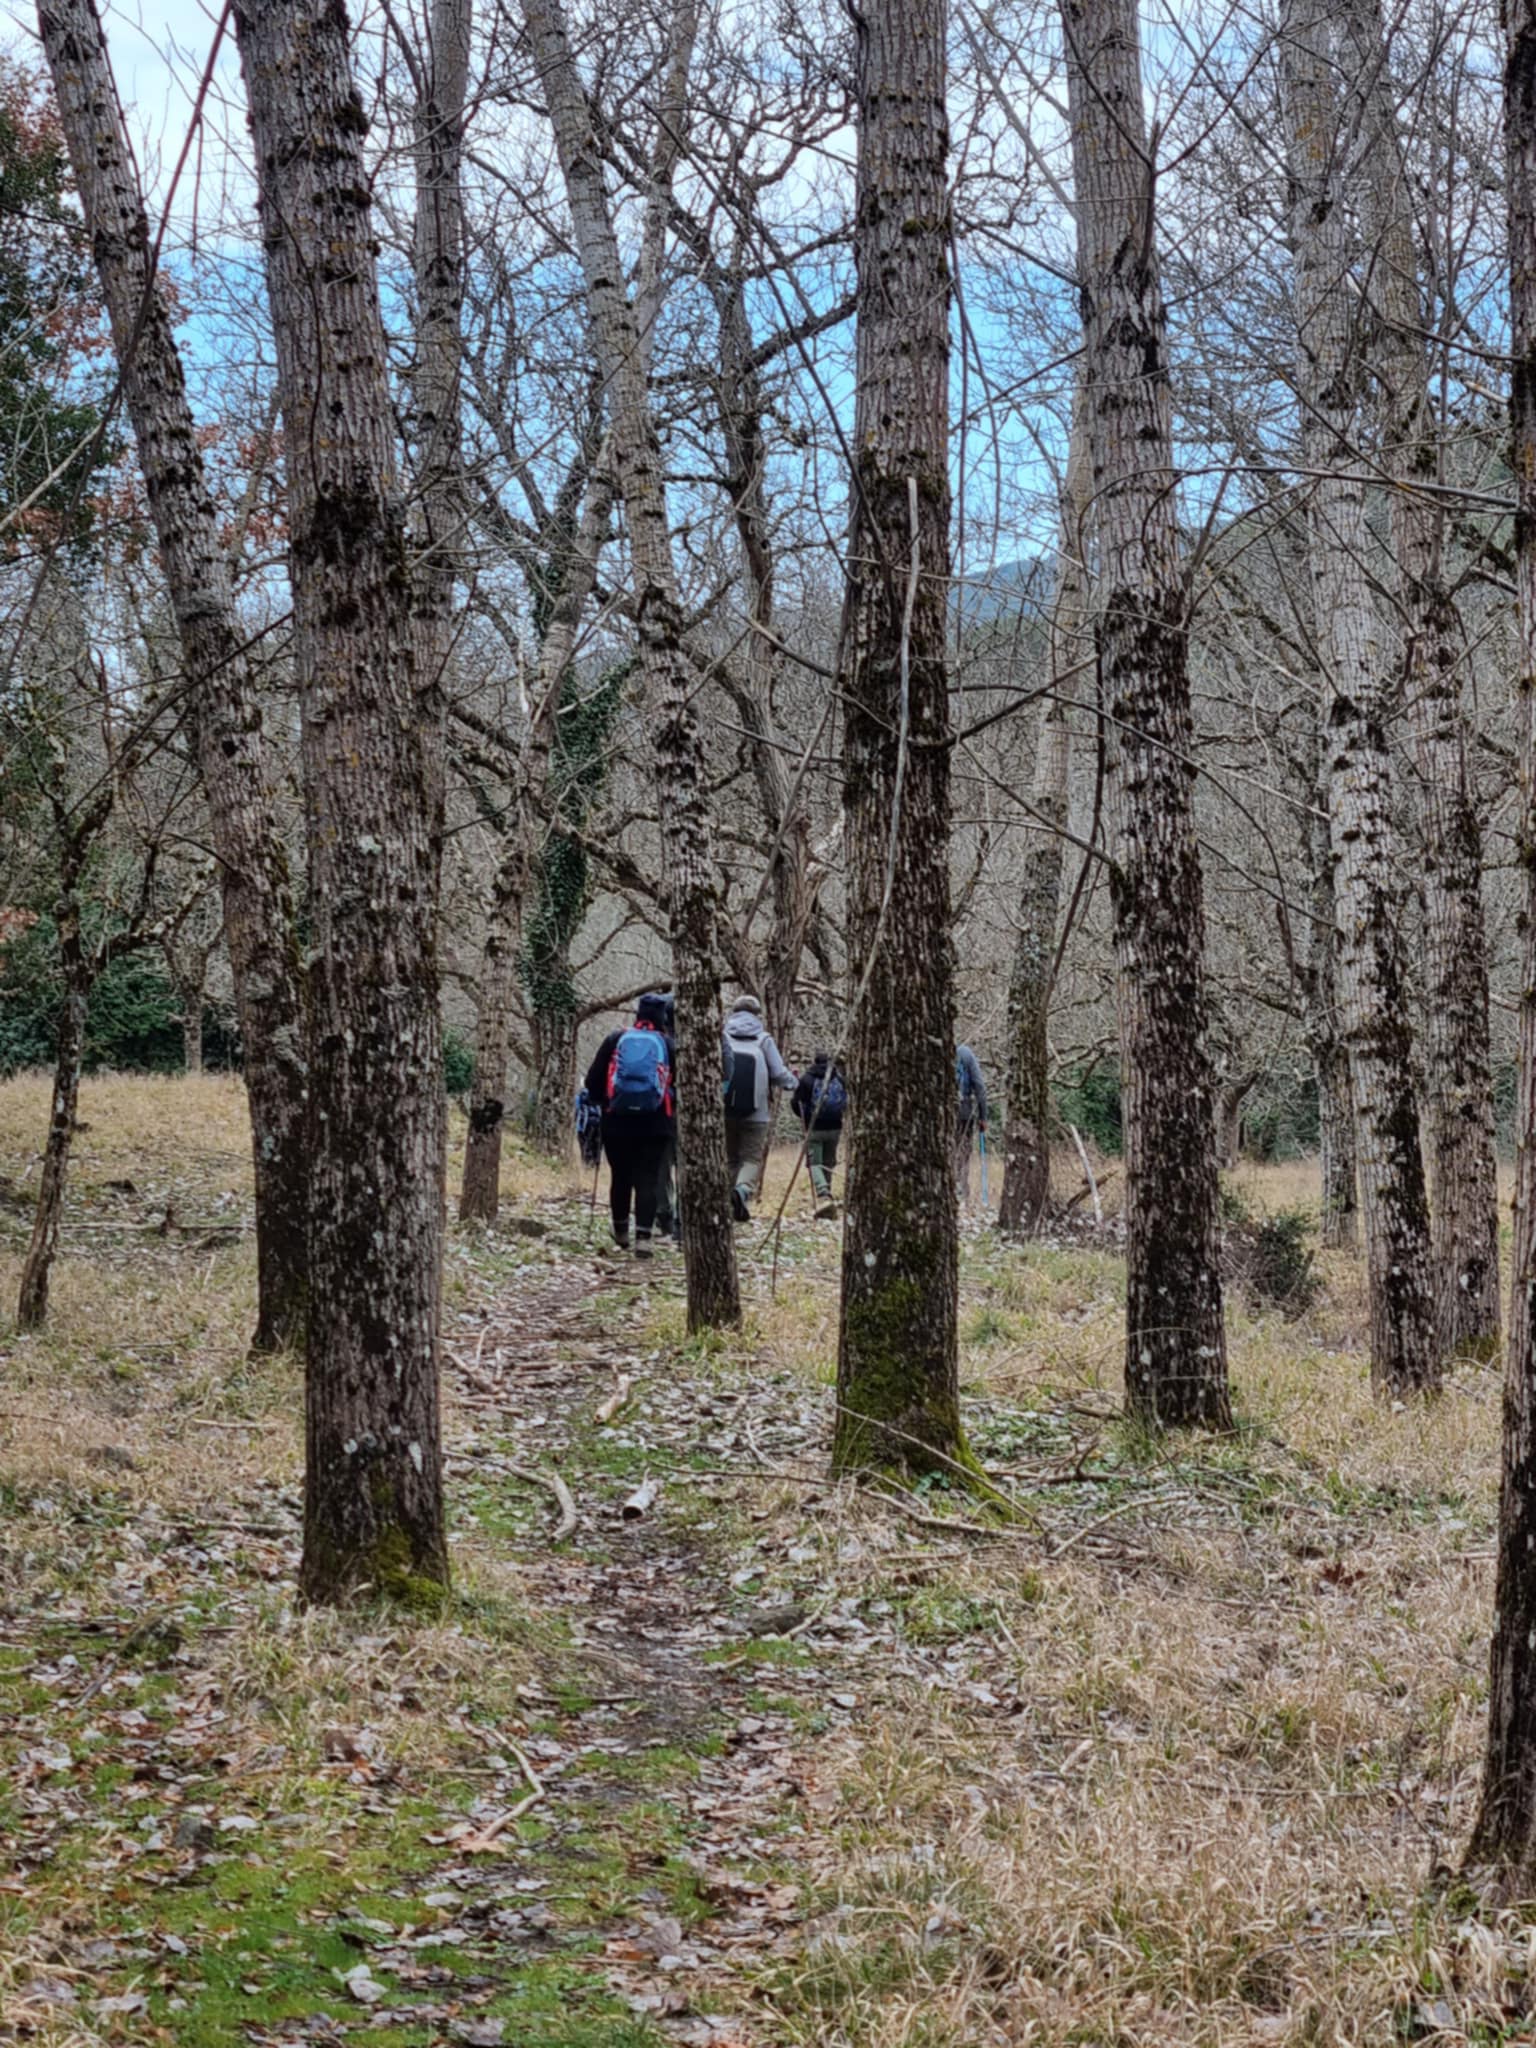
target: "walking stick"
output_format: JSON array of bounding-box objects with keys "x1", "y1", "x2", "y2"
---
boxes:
[
  {"x1": 979, "y1": 1129, "x2": 990, "y2": 1210},
  {"x1": 586, "y1": 1149, "x2": 601, "y2": 1242}
]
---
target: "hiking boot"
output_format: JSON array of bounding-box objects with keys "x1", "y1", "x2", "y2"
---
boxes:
[
  {"x1": 634, "y1": 1231, "x2": 654, "y2": 1261},
  {"x1": 731, "y1": 1186, "x2": 751, "y2": 1224},
  {"x1": 815, "y1": 1198, "x2": 838, "y2": 1221},
  {"x1": 605, "y1": 1231, "x2": 631, "y2": 1257}
]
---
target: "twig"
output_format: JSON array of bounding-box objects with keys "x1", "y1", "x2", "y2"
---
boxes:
[
  {"x1": 1049, "y1": 1489, "x2": 1185, "y2": 1557},
  {"x1": 869, "y1": 1484, "x2": 1010, "y2": 1539},
  {"x1": 507, "y1": 1463, "x2": 579, "y2": 1542},
  {"x1": 72, "y1": 1655, "x2": 119, "y2": 1710}
]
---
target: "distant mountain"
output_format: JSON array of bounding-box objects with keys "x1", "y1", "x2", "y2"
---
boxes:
[{"x1": 953, "y1": 554, "x2": 1053, "y2": 626}]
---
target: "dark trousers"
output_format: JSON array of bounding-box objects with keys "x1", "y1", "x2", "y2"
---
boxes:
[
  {"x1": 807, "y1": 1131, "x2": 840, "y2": 1199},
  {"x1": 603, "y1": 1122, "x2": 667, "y2": 1241}
]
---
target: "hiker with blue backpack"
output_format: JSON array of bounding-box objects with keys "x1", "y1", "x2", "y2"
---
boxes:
[
  {"x1": 791, "y1": 1052, "x2": 847, "y2": 1219},
  {"x1": 955, "y1": 1042, "x2": 989, "y2": 1208},
  {"x1": 582, "y1": 992, "x2": 676, "y2": 1258},
  {"x1": 721, "y1": 994, "x2": 796, "y2": 1222}
]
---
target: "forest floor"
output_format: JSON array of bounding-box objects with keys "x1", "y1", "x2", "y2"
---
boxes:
[{"x1": 0, "y1": 1074, "x2": 1530, "y2": 2046}]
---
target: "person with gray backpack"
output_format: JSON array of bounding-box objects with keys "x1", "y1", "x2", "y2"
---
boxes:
[{"x1": 721, "y1": 994, "x2": 796, "y2": 1221}]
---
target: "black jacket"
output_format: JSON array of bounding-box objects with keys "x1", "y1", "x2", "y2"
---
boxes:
[
  {"x1": 584, "y1": 1010, "x2": 676, "y2": 1140},
  {"x1": 791, "y1": 1058, "x2": 845, "y2": 1132}
]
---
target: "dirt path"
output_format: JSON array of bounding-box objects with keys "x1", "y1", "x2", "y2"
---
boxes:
[{"x1": 433, "y1": 1222, "x2": 839, "y2": 2046}]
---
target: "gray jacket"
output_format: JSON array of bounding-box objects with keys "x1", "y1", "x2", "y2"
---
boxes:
[
  {"x1": 957, "y1": 1043, "x2": 988, "y2": 1126},
  {"x1": 722, "y1": 1009, "x2": 795, "y2": 1122}
]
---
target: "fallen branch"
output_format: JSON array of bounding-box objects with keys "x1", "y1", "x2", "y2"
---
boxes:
[
  {"x1": 622, "y1": 1476, "x2": 660, "y2": 1519},
  {"x1": 594, "y1": 1373, "x2": 633, "y2": 1425},
  {"x1": 507, "y1": 1463, "x2": 578, "y2": 1542}
]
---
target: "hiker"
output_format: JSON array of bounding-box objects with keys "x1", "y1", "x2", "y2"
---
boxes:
[
  {"x1": 791, "y1": 1051, "x2": 846, "y2": 1220},
  {"x1": 955, "y1": 1041, "x2": 989, "y2": 1207},
  {"x1": 721, "y1": 993, "x2": 796, "y2": 1222},
  {"x1": 582, "y1": 992, "x2": 675, "y2": 1258}
]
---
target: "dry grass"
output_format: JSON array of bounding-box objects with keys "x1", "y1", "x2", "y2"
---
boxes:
[
  {"x1": 0, "y1": 1083, "x2": 1525, "y2": 2046},
  {"x1": 737, "y1": 1149, "x2": 1514, "y2": 2045}
]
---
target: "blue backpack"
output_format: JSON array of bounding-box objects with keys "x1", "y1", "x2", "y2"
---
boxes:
[
  {"x1": 816, "y1": 1071, "x2": 848, "y2": 1120},
  {"x1": 607, "y1": 1027, "x2": 672, "y2": 1115}
]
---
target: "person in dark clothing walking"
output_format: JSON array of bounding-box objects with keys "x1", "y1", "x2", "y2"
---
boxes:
[
  {"x1": 955, "y1": 1042, "x2": 989, "y2": 1208},
  {"x1": 791, "y1": 1052, "x2": 847, "y2": 1219},
  {"x1": 583, "y1": 992, "x2": 675, "y2": 1257}
]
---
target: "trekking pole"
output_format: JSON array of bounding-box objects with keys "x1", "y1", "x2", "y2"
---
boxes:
[
  {"x1": 979, "y1": 1130, "x2": 990, "y2": 1211},
  {"x1": 586, "y1": 1150, "x2": 601, "y2": 1242}
]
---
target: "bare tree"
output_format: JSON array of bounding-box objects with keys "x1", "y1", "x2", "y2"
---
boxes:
[
  {"x1": 408, "y1": 0, "x2": 473, "y2": 802},
  {"x1": 1061, "y1": 0, "x2": 1230, "y2": 1427},
  {"x1": 235, "y1": 0, "x2": 449, "y2": 1602},
  {"x1": 1465, "y1": 0, "x2": 1536, "y2": 1896},
  {"x1": 1280, "y1": 0, "x2": 1439, "y2": 1395},
  {"x1": 1346, "y1": 0, "x2": 1500, "y2": 1359},
  {"x1": 999, "y1": 393, "x2": 1087, "y2": 1236},
  {"x1": 39, "y1": 0, "x2": 310, "y2": 1351},
  {"x1": 519, "y1": 0, "x2": 740, "y2": 1329},
  {"x1": 832, "y1": 0, "x2": 968, "y2": 1476}
]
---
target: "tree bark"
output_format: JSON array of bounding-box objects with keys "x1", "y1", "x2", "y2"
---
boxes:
[
  {"x1": 832, "y1": 0, "x2": 966, "y2": 1478},
  {"x1": 1281, "y1": 0, "x2": 1439, "y2": 1395},
  {"x1": 1345, "y1": 0, "x2": 1500, "y2": 1360},
  {"x1": 1303, "y1": 782, "x2": 1359, "y2": 1251},
  {"x1": 528, "y1": 1005, "x2": 578, "y2": 1156},
  {"x1": 182, "y1": 997, "x2": 204, "y2": 1077},
  {"x1": 1464, "y1": 0, "x2": 1536, "y2": 1893},
  {"x1": 521, "y1": 0, "x2": 739, "y2": 1330},
  {"x1": 235, "y1": 0, "x2": 448, "y2": 1603},
  {"x1": 460, "y1": 862, "x2": 518, "y2": 1219},
  {"x1": 39, "y1": 0, "x2": 309, "y2": 1352},
  {"x1": 1062, "y1": 0, "x2": 1230, "y2": 1428},
  {"x1": 1216, "y1": 1073, "x2": 1257, "y2": 1172},
  {"x1": 1317, "y1": 1034, "x2": 1359, "y2": 1246},
  {"x1": 999, "y1": 395, "x2": 1087, "y2": 1237},
  {"x1": 409, "y1": 0, "x2": 471, "y2": 829}
]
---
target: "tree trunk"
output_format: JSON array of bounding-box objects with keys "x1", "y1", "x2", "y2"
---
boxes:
[
  {"x1": 1062, "y1": 0, "x2": 1230, "y2": 1428},
  {"x1": 1305, "y1": 793, "x2": 1359, "y2": 1251},
  {"x1": 39, "y1": 0, "x2": 309, "y2": 1352},
  {"x1": 1345, "y1": 0, "x2": 1500, "y2": 1360},
  {"x1": 235, "y1": 0, "x2": 448, "y2": 1603},
  {"x1": 17, "y1": 974, "x2": 88, "y2": 1332},
  {"x1": 182, "y1": 998, "x2": 204, "y2": 1077},
  {"x1": 999, "y1": 395, "x2": 1087, "y2": 1238},
  {"x1": 1464, "y1": 0, "x2": 1536, "y2": 1893},
  {"x1": 522, "y1": 0, "x2": 739, "y2": 1330},
  {"x1": 832, "y1": 0, "x2": 965, "y2": 1478},
  {"x1": 460, "y1": 869, "x2": 517, "y2": 1220},
  {"x1": 529, "y1": 1006, "x2": 577, "y2": 1157},
  {"x1": 1281, "y1": 0, "x2": 1439, "y2": 1395},
  {"x1": 1215, "y1": 1075, "x2": 1256, "y2": 1172},
  {"x1": 409, "y1": 0, "x2": 470, "y2": 826}
]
